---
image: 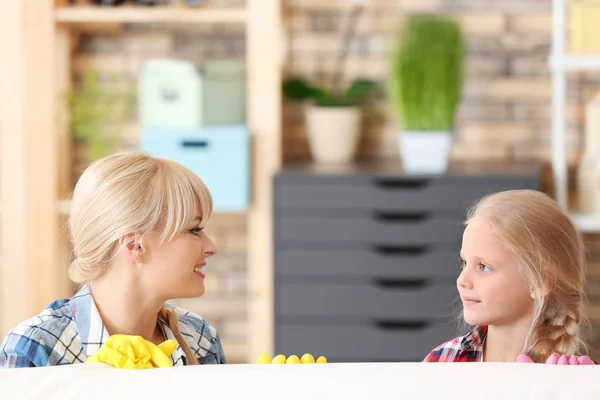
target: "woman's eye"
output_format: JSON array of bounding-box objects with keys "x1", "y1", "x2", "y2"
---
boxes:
[
  {"x1": 190, "y1": 227, "x2": 203, "y2": 236},
  {"x1": 480, "y1": 264, "x2": 492, "y2": 273},
  {"x1": 459, "y1": 258, "x2": 466, "y2": 269}
]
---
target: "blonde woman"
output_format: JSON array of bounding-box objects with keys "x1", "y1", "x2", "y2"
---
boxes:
[
  {"x1": 0, "y1": 153, "x2": 226, "y2": 367},
  {"x1": 424, "y1": 190, "x2": 595, "y2": 364}
]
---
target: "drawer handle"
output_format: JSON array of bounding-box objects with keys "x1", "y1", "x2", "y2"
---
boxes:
[
  {"x1": 373, "y1": 211, "x2": 429, "y2": 222},
  {"x1": 181, "y1": 140, "x2": 209, "y2": 148},
  {"x1": 373, "y1": 319, "x2": 429, "y2": 330},
  {"x1": 373, "y1": 245, "x2": 428, "y2": 255},
  {"x1": 373, "y1": 278, "x2": 430, "y2": 288},
  {"x1": 372, "y1": 178, "x2": 430, "y2": 189}
]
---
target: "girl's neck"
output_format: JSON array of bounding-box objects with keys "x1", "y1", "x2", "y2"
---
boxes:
[{"x1": 483, "y1": 316, "x2": 533, "y2": 362}]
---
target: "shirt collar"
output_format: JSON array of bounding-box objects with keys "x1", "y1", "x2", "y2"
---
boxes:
[
  {"x1": 70, "y1": 284, "x2": 188, "y2": 364},
  {"x1": 70, "y1": 284, "x2": 110, "y2": 357},
  {"x1": 460, "y1": 325, "x2": 487, "y2": 359}
]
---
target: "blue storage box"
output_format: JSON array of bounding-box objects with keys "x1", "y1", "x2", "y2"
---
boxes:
[{"x1": 141, "y1": 125, "x2": 250, "y2": 212}]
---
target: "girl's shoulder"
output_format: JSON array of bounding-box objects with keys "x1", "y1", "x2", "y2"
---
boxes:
[{"x1": 423, "y1": 326, "x2": 487, "y2": 363}]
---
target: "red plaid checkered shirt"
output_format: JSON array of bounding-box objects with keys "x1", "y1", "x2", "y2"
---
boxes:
[{"x1": 424, "y1": 325, "x2": 487, "y2": 362}]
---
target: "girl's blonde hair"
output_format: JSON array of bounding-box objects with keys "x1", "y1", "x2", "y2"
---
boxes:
[
  {"x1": 466, "y1": 189, "x2": 588, "y2": 363},
  {"x1": 68, "y1": 152, "x2": 214, "y2": 365}
]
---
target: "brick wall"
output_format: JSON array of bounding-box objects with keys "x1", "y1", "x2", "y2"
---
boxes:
[
  {"x1": 282, "y1": 0, "x2": 571, "y2": 165},
  {"x1": 71, "y1": 0, "x2": 600, "y2": 362},
  {"x1": 282, "y1": 0, "x2": 598, "y2": 202}
]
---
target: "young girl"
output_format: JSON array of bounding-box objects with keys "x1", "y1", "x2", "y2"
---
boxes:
[
  {"x1": 424, "y1": 189, "x2": 594, "y2": 364},
  {"x1": 0, "y1": 153, "x2": 226, "y2": 367}
]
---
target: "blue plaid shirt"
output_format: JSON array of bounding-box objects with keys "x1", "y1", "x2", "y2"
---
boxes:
[{"x1": 0, "y1": 285, "x2": 226, "y2": 368}]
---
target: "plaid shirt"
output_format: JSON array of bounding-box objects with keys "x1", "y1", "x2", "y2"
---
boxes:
[
  {"x1": 423, "y1": 325, "x2": 487, "y2": 362},
  {"x1": 0, "y1": 285, "x2": 226, "y2": 368}
]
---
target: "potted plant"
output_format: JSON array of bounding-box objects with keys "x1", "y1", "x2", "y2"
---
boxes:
[
  {"x1": 283, "y1": 77, "x2": 379, "y2": 164},
  {"x1": 282, "y1": 4, "x2": 380, "y2": 164},
  {"x1": 67, "y1": 69, "x2": 136, "y2": 163},
  {"x1": 388, "y1": 14, "x2": 465, "y2": 174}
]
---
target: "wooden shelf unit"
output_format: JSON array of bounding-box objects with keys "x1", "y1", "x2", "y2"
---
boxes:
[
  {"x1": 55, "y1": 5, "x2": 247, "y2": 24},
  {"x1": 550, "y1": 0, "x2": 600, "y2": 233},
  {"x1": 0, "y1": 0, "x2": 282, "y2": 364}
]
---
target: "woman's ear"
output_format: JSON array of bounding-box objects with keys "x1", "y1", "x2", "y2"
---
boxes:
[{"x1": 120, "y1": 233, "x2": 145, "y2": 263}]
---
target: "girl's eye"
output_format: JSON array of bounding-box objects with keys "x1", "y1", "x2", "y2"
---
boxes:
[
  {"x1": 480, "y1": 264, "x2": 492, "y2": 273},
  {"x1": 459, "y1": 258, "x2": 466, "y2": 269},
  {"x1": 190, "y1": 227, "x2": 204, "y2": 236}
]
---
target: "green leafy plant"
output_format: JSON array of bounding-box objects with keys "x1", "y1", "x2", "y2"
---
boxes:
[
  {"x1": 282, "y1": 5, "x2": 380, "y2": 108},
  {"x1": 282, "y1": 77, "x2": 379, "y2": 107},
  {"x1": 67, "y1": 69, "x2": 136, "y2": 161},
  {"x1": 388, "y1": 14, "x2": 465, "y2": 131}
]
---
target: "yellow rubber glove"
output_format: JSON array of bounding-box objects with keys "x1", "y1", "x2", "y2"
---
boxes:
[
  {"x1": 86, "y1": 334, "x2": 178, "y2": 369},
  {"x1": 257, "y1": 353, "x2": 327, "y2": 364}
]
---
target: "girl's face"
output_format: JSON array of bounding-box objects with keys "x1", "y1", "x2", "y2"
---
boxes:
[
  {"x1": 139, "y1": 211, "x2": 218, "y2": 301},
  {"x1": 457, "y1": 215, "x2": 534, "y2": 327}
]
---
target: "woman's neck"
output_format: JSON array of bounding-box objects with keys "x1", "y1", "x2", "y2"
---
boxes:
[
  {"x1": 89, "y1": 273, "x2": 165, "y2": 345},
  {"x1": 483, "y1": 316, "x2": 533, "y2": 362}
]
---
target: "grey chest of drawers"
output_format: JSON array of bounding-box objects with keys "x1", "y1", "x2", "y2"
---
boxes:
[{"x1": 273, "y1": 161, "x2": 541, "y2": 362}]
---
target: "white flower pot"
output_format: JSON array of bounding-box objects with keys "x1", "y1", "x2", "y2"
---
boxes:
[
  {"x1": 398, "y1": 131, "x2": 453, "y2": 174},
  {"x1": 305, "y1": 105, "x2": 361, "y2": 164}
]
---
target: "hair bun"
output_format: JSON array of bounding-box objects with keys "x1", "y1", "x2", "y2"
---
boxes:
[{"x1": 67, "y1": 258, "x2": 85, "y2": 284}]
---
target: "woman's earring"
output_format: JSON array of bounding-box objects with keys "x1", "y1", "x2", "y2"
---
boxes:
[{"x1": 126, "y1": 240, "x2": 142, "y2": 252}]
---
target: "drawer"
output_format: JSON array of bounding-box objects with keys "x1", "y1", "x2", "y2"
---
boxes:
[
  {"x1": 275, "y1": 176, "x2": 538, "y2": 212},
  {"x1": 277, "y1": 214, "x2": 464, "y2": 245},
  {"x1": 276, "y1": 282, "x2": 458, "y2": 319},
  {"x1": 275, "y1": 322, "x2": 462, "y2": 362},
  {"x1": 275, "y1": 248, "x2": 460, "y2": 281}
]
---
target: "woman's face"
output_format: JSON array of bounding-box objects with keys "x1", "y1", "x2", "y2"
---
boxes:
[{"x1": 138, "y1": 211, "x2": 218, "y2": 301}]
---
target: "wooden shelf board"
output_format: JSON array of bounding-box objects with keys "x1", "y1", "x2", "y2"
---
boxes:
[
  {"x1": 550, "y1": 54, "x2": 600, "y2": 71},
  {"x1": 570, "y1": 212, "x2": 600, "y2": 233},
  {"x1": 55, "y1": 6, "x2": 246, "y2": 24}
]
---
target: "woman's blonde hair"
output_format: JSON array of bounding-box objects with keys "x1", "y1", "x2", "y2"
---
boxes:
[
  {"x1": 68, "y1": 152, "x2": 214, "y2": 365},
  {"x1": 466, "y1": 189, "x2": 588, "y2": 363}
]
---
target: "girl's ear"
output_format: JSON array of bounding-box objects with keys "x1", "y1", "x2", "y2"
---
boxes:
[
  {"x1": 530, "y1": 287, "x2": 536, "y2": 299},
  {"x1": 530, "y1": 284, "x2": 550, "y2": 299},
  {"x1": 531, "y1": 271, "x2": 555, "y2": 299}
]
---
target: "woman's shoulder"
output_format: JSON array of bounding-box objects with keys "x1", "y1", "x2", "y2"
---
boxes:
[
  {"x1": 5, "y1": 298, "x2": 74, "y2": 339},
  {"x1": 165, "y1": 303, "x2": 226, "y2": 364},
  {"x1": 0, "y1": 297, "x2": 79, "y2": 367},
  {"x1": 165, "y1": 303, "x2": 219, "y2": 338}
]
